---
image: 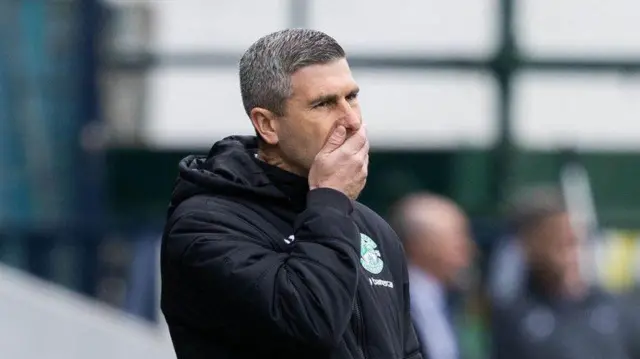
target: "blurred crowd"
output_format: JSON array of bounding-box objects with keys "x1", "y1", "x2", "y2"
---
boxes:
[{"x1": 393, "y1": 185, "x2": 640, "y2": 359}]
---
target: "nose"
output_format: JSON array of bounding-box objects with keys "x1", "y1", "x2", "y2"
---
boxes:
[{"x1": 339, "y1": 99, "x2": 361, "y2": 131}]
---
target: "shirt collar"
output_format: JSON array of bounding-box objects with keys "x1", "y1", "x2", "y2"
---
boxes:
[{"x1": 409, "y1": 265, "x2": 446, "y2": 307}]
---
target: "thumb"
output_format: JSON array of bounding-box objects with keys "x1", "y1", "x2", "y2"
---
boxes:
[{"x1": 320, "y1": 125, "x2": 347, "y2": 153}]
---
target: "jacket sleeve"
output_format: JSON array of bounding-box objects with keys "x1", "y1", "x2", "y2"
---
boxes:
[
  {"x1": 490, "y1": 305, "x2": 519, "y2": 359},
  {"x1": 166, "y1": 188, "x2": 360, "y2": 348},
  {"x1": 402, "y1": 261, "x2": 424, "y2": 359}
]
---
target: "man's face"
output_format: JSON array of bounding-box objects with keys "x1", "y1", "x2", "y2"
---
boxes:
[
  {"x1": 525, "y1": 212, "x2": 580, "y2": 282},
  {"x1": 274, "y1": 58, "x2": 362, "y2": 174},
  {"x1": 411, "y1": 206, "x2": 473, "y2": 287},
  {"x1": 429, "y1": 212, "x2": 472, "y2": 287}
]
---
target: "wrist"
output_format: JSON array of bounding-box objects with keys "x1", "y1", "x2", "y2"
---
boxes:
[{"x1": 307, "y1": 188, "x2": 353, "y2": 214}]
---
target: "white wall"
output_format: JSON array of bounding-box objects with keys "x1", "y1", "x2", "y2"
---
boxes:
[
  {"x1": 146, "y1": 0, "x2": 498, "y2": 56},
  {"x1": 106, "y1": 0, "x2": 640, "y2": 151},
  {"x1": 143, "y1": 68, "x2": 498, "y2": 150},
  {"x1": 109, "y1": 0, "x2": 501, "y2": 150},
  {"x1": 516, "y1": 0, "x2": 640, "y2": 59},
  {"x1": 0, "y1": 264, "x2": 175, "y2": 359},
  {"x1": 513, "y1": 72, "x2": 640, "y2": 151}
]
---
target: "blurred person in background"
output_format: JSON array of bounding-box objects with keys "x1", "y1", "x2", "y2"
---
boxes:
[
  {"x1": 491, "y1": 185, "x2": 639, "y2": 359},
  {"x1": 486, "y1": 227, "x2": 526, "y2": 305},
  {"x1": 391, "y1": 193, "x2": 474, "y2": 359},
  {"x1": 160, "y1": 29, "x2": 422, "y2": 359}
]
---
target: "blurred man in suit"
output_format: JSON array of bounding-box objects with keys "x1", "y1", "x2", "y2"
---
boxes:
[
  {"x1": 491, "y1": 185, "x2": 639, "y2": 359},
  {"x1": 391, "y1": 193, "x2": 474, "y2": 359}
]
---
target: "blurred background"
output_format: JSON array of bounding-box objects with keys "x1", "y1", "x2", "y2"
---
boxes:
[{"x1": 1, "y1": 0, "x2": 639, "y2": 358}]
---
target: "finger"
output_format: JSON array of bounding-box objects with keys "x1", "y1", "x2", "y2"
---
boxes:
[
  {"x1": 361, "y1": 153, "x2": 369, "y2": 175},
  {"x1": 356, "y1": 137, "x2": 370, "y2": 159},
  {"x1": 342, "y1": 125, "x2": 368, "y2": 153},
  {"x1": 356, "y1": 141, "x2": 369, "y2": 176},
  {"x1": 319, "y1": 125, "x2": 347, "y2": 154}
]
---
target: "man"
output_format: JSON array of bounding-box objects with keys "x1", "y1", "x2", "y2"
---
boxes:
[
  {"x1": 390, "y1": 193, "x2": 473, "y2": 359},
  {"x1": 160, "y1": 29, "x2": 422, "y2": 359},
  {"x1": 491, "y1": 185, "x2": 639, "y2": 359}
]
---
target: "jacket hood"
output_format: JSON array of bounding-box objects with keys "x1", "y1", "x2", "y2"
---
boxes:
[{"x1": 170, "y1": 135, "x2": 298, "y2": 209}]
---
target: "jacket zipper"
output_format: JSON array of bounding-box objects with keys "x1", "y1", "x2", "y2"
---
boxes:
[{"x1": 352, "y1": 295, "x2": 368, "y2": 359}]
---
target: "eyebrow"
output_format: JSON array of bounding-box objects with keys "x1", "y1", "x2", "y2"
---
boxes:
[
  {"x1": 309, "y1": 87, "x2": 360, "y2": 107},
  {"x1": 309, "y1": 94, "x2": 338, "y2": 107}
]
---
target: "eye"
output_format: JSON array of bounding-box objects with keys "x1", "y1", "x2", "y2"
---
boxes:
[{"x1": 314, "y1": 101, "x2": 330, "y2": 108}]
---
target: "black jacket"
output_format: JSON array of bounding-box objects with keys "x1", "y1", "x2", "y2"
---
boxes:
[
  {"x1": 161, "y1": 136, "x2": 422, "y2": 359},
  {"x1": 492, "y1": 275, "x2": 638, "y2": 359}
]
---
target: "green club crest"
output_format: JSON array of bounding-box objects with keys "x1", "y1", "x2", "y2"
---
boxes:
[{"x1": 360, "y1": 233, "x2": 384, "y2": 274}]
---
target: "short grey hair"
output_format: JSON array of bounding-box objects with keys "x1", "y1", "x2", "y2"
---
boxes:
[
  {"x1": 504, "y1": 184, "x2": 567, "y2": 234},
  {"x1": 239, "y1": 28, "x2": 346, "y2": 117}
]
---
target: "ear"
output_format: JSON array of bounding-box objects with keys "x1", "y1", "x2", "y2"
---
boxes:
[{"x1": 250, "y1": 108, "x2": 279, "y2": 145}]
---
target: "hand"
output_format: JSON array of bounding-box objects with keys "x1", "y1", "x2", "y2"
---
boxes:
[{"x1": 308, "y1": 125, "x2": 369, "y2": 200}]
